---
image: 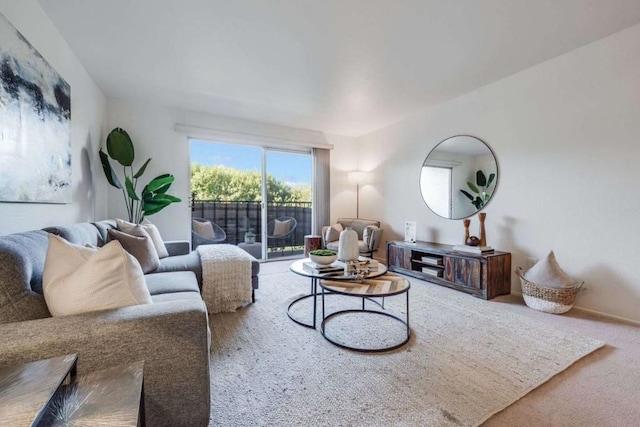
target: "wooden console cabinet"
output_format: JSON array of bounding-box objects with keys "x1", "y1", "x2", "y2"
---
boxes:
[{"x1": 387, "y1": 240, "x2": 511, "y2": 300}]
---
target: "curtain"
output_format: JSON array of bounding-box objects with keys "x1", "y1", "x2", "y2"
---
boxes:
[{"x1": 312, "y1": 148, "x2": 330, "y2": 235}]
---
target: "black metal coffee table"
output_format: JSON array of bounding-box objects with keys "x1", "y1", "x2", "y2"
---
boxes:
[
  {"x1": 319, "y1": 274, "x2": 410, "y2": 352},
  {"x1": 288, "y1": 258, "x2": 387, "y2": 329}
]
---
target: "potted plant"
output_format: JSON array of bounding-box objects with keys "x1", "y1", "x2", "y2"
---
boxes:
[
  {"x1": 460, "y1": 170, "x2": 496, "y2": 209},
  {"x1": 244, "y1": 228, "x2": 256, "y2": 244},
  {"x1": 99, "y1": 128, "x2": 181, "y2": 224}
]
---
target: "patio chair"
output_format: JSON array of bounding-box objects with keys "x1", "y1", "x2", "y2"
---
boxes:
[
  {"x1": 191, "y1": 217, "x2": 227, "y2": 249},
  {"x1": 267, "y1": 217, "x2": 297, "y2": 255}
]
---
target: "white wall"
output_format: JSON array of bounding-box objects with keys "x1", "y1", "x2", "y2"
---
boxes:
[
  {"x1": 356, "y1": 23, "x2": 640, "y2": 323},
  {"x1": 0, "y1": 0, "x2": 107, "y2": 234},
  {"x1": 106, "y1": 100, "x2": 342, "y2": 241},
  {"x1": 326, "y1": 134, "x2": 359, "y2": 222}
]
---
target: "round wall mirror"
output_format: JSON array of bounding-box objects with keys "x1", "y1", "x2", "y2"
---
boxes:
[{"x1": 420, "y1": 135, "x2": 498, "y2": 219}]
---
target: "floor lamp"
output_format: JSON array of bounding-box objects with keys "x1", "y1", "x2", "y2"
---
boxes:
[{"x1": 347, "y1": 171, "x2": 371, "y2": 219}]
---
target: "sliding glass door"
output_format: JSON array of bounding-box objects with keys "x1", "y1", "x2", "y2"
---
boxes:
[
  {"x1": 264, "y1": 150, "x2": 312, "y2": 260},
  {"x1": 190, "y1": 139, "x2": 311, "y2": 260}
]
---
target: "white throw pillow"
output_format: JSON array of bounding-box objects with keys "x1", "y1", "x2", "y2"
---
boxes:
[
  {"x1": 324, "y1": 223, "x2": 343, "y2": 243},
  {"x1": 363, "y1": 225, "x2": 378, "y2": 246},
  {"x1": 43, "y1": 234, "x2": 152, "y2": 317},
  {"x1": 524, "y1": 250, "x2": 575, "y2": 289},
  {"x1": 193, "y1": 220, "x2": 216, "y2": 239},
  {"x1": 116, "y1": 218, "x2": 169, "y2": 258}
]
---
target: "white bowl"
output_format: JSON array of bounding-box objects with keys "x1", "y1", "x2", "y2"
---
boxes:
[{"x1": 309, "y1": 253, "x2": 337, "y2": 266}]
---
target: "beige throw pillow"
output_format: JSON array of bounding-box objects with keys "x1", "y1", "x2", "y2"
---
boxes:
[
  {"x1": 43, "y1": 234, "x2": 152, "y2": 317},
  {"x1": 193, "y1": 220, "x2": 216, "y2": 239},
  {"x1": 116, "y1": 218, "x2": 169, "y2": 258},
  {"x1": 108, "y1": 228, "x2": 160, "y2": 273},
  {"x1": 273, "y1": 219, "x2": 292, "y2": 237},
  {"x1": 324, "y1": 223, "x2": 343, "y2": 243},
  {"x1": 524, "y1": 250, "x2": 575, "y2": 289}
]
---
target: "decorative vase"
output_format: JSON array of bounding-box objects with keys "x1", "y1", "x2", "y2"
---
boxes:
[
  {"x1": 244, "y1": 232, "x2": 256, "y2": 244},
  {"x1": 337, "y1": 227, "x2": 359, "y2": 262},
  {"x1": 478, "y1": 213, "x2": 487, "y2": 247},
  {"x1": 463, "y1": 219, "x2": 471, "y2": 245}
]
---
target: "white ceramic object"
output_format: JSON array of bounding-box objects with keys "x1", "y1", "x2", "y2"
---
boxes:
[
  {"x1": 309, "y1": 253, "x2": 337, "y2": 266},
  {"x1": 337, "y1": 227, "x2": 359, "y2": 262}
]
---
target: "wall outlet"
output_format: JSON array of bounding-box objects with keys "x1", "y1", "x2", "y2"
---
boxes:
[{"x1": 527, "y1": 257, "x2": 538, "y2": 269}]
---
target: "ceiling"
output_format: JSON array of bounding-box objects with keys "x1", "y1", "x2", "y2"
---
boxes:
[{"x1": 37, "y1": 0, "x2": 640, "y2": 137}]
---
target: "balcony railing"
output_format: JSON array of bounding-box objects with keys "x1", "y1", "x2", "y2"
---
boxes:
[{"x1": 191, "y1": 199, "x2": 312, "y2": 250}]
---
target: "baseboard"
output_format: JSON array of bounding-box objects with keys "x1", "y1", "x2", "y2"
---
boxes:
[{"x1": 511, "y1": 291, "x2": 640, "y2": 326}]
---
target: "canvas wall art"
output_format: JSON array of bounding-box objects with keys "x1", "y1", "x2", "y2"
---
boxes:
[{"x1": 0, "y1": 12, "x2": 71, "y2": 203}]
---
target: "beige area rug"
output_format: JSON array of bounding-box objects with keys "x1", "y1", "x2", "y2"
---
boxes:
[{"x1": 208, "y1": 270, "x2": 604, "y2": 426}]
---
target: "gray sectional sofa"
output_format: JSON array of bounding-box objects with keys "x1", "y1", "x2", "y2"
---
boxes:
[{"x1": 0, "y1": 219, "x2": 259, "y2": 426}]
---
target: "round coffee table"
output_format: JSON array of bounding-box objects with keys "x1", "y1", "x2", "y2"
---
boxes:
[
  {"x1": 319, "y1": 274, "x2": 410, "y2": 352},
  {"x1": 288, "y1": 259, "x2": 387, "y2": 329}
]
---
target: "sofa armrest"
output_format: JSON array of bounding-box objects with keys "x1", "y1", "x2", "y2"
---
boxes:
[
  {"x1": 164, "y1": 240, "x2": 191, "y2": 256},
  {"x1": 0, "y1": 300, "x2": 210, "y2": 427}
]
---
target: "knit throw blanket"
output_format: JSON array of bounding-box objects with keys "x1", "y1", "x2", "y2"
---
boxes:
[{"x1": 197, "y1": 244, "x2": 252, "y2": 314}]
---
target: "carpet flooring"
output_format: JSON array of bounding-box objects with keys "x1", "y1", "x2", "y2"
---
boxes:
[{"x1": 208, "y1": 266, "x2": 604, "y2": 426}]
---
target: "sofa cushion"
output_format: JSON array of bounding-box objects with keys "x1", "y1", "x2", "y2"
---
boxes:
[
  {"x1": 153, "y1": 251, "x2": 203, "y2": 287},
  {"x1": 326, "y1": 240, "x2": 369, "y2": 253},
  {"x1": 43, "y1": 234, "x2": 152, "y2": 317},
  {"x1": 151, "y1": 291, "x2": 203, "y2": 304},
  {"x1": 108, "y1": 228, "x2": 160, "y2": 273},
  {"x1": 151, "y1": 251, "x2": 260, "y2": 291},
  {"x1": 43, "y1": 223, "x2": 105, "y2": 247},
  {"x1": 117, "y1": 219, "x2": 169, "y2": 258},
  {"x1": 145, "y1": 271, "x2": 200, "y2": 295},
  {"x1": 92, "y1": 219, "x2": 117, "y2": 244},
  {"x1": 0, "y1": 230, "x2": 51, "y2": 324}
]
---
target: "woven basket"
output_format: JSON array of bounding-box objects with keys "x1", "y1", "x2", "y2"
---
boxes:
[{"x1": 515, "y1": 267, "x2": 582, "y2": 314}]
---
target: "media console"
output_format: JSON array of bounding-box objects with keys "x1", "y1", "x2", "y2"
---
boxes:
[{"x1": 387, "y1": 240, "x2": 511, "y2": 300}]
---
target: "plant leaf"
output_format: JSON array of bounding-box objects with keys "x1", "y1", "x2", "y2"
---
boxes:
[
  {"x1": 467, "y1": 182, "x2": 480, "y2": 194},
  {"x1": 460, "y1": 189, "x2": 474, "y2": 201},
  {"x1": 473, "y1": 196, "x2": 483, "y2": 209},
  {"x1": 99, "y1": 149, "x2": 122, "y2": 189},
  {"x1": 487, "y1": 173, "x2": 496, "y2": 188},
  {"x1": 125, "y1": 177, "x2": 140, "y2": 201},
  {"x1": 476, "y1": 170, "x2": 487, "y2": 187},
  {"x1": 106, "y1": 128, "x2": 135, "y2": 166},
  {"x1": 155, "y1": 194, "x2": 182, "y2": 203},
  {"x1": 145, "y1": 174, "x2": 175, "y2": 194},
  {"x1": 143, "y1": 199, "x2": 172, "y2": 216},
  {"x1": 133, "y1": 158, "x2": 151, "y2": 179}
]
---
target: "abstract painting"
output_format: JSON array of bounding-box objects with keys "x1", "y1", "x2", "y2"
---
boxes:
[{"x1": 0, "y1": 12, "x2": 71, "y2": 203}]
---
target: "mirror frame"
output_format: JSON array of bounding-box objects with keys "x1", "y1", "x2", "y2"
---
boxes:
[{"x1": 420, "y1": 135, "x2": 499, "y2": 220}]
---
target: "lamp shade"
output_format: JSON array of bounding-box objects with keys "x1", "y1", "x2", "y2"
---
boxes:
[{"x1": 347, "y1": 171, "x2": 372, "y2": 185}]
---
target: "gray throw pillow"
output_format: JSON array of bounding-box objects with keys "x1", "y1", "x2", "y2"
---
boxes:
[
  {"x1": 108, "y1": 228, "x2": 160, "y2": 273},
  {"x1": 116, "y1": 218, "x2": 169, "y2": 258}
]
